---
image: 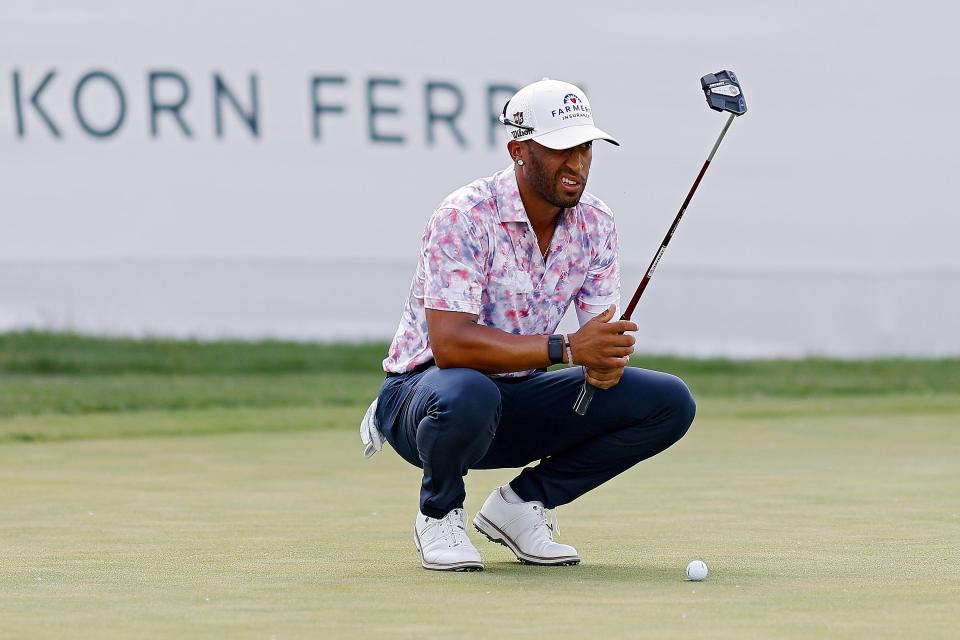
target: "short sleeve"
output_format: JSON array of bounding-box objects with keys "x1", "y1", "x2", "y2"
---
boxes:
[
  {"x1": 576, "y1": 219, "x2": 621, "y2": 316},
  {"x1": 422, "y1": 208, "x2": 487, "y2": 314}
]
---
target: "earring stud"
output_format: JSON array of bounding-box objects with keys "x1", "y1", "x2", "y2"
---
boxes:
[{"x1": 516, "y1": 159, "x2": 524, "y2": 166}]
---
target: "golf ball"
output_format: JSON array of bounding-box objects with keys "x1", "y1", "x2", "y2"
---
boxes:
[{"x1": 686, "y1": 560, "x2": 708, "y2": 581}]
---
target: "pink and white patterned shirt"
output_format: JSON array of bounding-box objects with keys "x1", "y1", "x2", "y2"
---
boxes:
[{"x1": 383, "y1": 165, "x2": 620, "y2": 377}]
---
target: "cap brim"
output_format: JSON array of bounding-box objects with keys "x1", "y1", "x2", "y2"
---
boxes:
[{"x1": 533, "y1": 124, "x2": 620, "y2": 150}]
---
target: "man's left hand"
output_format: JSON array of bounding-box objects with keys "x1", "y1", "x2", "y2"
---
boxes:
[{"x1": 584, "y1": 366, "x2": 627, "y2": 389}]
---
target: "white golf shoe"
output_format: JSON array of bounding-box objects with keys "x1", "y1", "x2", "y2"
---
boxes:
[
  {"x1": 413, "y1": 508, "x2": 485, "y2": 572},
  {"x1": 473, "y1": 487, "x2": 580, "y2": 566}
]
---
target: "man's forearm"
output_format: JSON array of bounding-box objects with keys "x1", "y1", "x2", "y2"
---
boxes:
[
  {"x1": 426, "y1": 306, "x2": 633, "y2": 377},
  {"x1": 432, "y1": 321, "x2": 556, "y2": 373}
]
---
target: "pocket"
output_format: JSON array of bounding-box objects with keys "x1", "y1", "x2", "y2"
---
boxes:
[
  {"x1": 486, "y1": 271, "x2": 535, "y2": 297},
  {"x1": 376, "y1": 377, "x2": 419, "y2": 466}
]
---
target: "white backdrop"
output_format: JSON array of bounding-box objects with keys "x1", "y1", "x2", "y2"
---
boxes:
[{"x1": 1, "y1": 1, "x2": 958, "y2": 356}]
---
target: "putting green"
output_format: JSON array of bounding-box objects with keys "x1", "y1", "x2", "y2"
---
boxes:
[{"x1": 1, "y1": 400, "x2": 958, "y2": 638}]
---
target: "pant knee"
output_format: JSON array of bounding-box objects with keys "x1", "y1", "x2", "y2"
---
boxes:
[{"x1": 664, "y1": 375, "x2": 696, "y2": 441}]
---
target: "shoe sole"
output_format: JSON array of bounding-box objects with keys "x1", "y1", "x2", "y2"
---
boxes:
[
  {"x1": 413, "y1": 528, "x2": 484, "y2": 572},
  {"x1": 473, "y1": 513, "x2": 581, "y2": 566}
]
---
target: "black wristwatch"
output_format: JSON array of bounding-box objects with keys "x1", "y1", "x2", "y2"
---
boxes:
[{"x1": 547, "y1": 334, "x2": 565, "y2": 365}]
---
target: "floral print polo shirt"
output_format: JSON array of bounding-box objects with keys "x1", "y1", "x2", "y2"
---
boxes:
[{"x1": 383, "y1": 165, "x2": 620, "y2": 377}]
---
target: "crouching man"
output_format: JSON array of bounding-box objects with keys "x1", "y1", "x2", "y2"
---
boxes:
[{"x1": 360, "y1": 78, "x2": 696, "y2": 571}]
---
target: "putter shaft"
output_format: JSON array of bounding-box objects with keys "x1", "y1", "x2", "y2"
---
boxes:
[{"x1": 573, "y1": 112, "x2": 737, "y2": 416}]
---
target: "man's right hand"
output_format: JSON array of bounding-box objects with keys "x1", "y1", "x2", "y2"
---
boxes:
[{"x1": 569, "y1": 305, "x2": 637, "y2": 389}]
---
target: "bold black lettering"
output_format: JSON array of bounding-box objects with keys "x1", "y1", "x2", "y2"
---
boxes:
[
  {"x1": 487, "y1": 83, "x2": 518, "y2": 148},
  {"x1": 73, "y1": 70, "x2": 126, "y2": 138},
  {"x1": 13, "y1": 69, "x2": 61, "y2": 138},
  {"x1": 310, "y1": 75, "x2": 346, "y2": 141},
  {"x1": 148, "y1": 71, "x2": 192, "y2": 138},
  {"x1": 425, "y1": 81, "x2": 466, "y2": 147},
  {"x1": 213, "y1": 73, "x2": 259, "y2": 139},
  {"x1": 367, "y1": 77, "x2": 404, "y2": 144}
]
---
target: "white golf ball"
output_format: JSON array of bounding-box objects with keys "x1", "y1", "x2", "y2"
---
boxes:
[{"x1": 686, "y1": 560, "x2": 708, "y2": 581}]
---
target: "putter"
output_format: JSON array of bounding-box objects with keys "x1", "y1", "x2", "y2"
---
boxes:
[{"x1": 573, "y1": 70, "x2": 748, "y2": 415}]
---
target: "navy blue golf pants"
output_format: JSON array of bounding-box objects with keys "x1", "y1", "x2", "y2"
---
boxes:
[{"x1": 375, "y1": 364, "x2": 696, "y2": 519}]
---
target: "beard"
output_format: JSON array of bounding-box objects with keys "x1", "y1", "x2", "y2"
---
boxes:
[{"x1": 525, "y1": 150, "x2": 587, "y2": 209}]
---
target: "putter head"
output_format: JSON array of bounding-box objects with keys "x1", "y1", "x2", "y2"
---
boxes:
[{"x1": 701, "y1": 70, "x2": 747, "y2": 116}]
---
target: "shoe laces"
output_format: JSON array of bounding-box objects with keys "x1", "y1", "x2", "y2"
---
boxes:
[
  {"x1": 439, "y1": 508, "x2": 468, "y2": 547},
  {"x1": 533, "y1": 505, "x2": 561, "y2": 540}
]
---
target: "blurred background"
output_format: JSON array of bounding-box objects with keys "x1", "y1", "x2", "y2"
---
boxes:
[{"x1": 3, "y1": 0, "x2": 958, "y2": 358}]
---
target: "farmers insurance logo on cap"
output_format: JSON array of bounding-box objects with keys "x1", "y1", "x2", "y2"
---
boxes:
[
  {"x1": 500, "y1": 78, "x2": 620, "y2": 150},
  {"x1": 553, "y1": 93, "x2": 592, "y2": 121}
]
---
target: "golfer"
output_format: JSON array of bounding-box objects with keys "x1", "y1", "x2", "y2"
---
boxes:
[{"x1": 360, "y1": 78, "x2": 696, "y2": 571}]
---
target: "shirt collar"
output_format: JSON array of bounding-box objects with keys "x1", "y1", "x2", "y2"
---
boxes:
[{"x1": 494, "y1": 165, "x2": 530, "y2": 223}]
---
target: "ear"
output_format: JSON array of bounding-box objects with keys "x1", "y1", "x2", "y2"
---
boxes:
[{"x1": 507, "y1": 140, "x2": 522, "y2": 163}]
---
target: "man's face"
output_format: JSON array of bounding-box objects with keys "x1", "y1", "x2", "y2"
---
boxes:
[{"x1": 523, "y1": 139, "x2": 593, "y2": 209}]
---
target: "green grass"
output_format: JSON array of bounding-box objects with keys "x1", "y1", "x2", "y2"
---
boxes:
[
  {"x1": 0, "y1": 372, "x2": 374, "y2": 421},
  {"x1": 1, "y1": 332, "x2": 958, "y2": 637},
  {"x1": 2, "y1": 411, "x2": 958, "y2": 638},
  {"x1": 3, "y1": 331, "x2": 960, "y2": 424},
  {"x1": 0, "y1": 330, "x2": 386, "y2": 375}
]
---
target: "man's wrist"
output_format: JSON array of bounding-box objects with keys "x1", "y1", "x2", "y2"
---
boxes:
[{"x1": 564, "y1": 334, "x2": 575, "y2": 365}]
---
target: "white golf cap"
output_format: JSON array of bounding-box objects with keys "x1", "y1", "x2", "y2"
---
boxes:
[{"x1": 500, "y1": 78, "x2": 620, "y2": 150}]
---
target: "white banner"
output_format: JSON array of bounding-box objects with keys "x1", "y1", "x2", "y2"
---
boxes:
[{"x1": 1, "y1": 1, "x2": 958, "y2": 355}]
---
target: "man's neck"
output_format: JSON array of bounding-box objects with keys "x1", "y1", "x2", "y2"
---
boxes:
[{"x1": 516, "y1": 176, "x2": 562, "y2": 234}]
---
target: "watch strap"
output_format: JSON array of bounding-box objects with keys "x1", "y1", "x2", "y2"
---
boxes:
[{"x1": 547, "y1": 334, "x2": 564, "y2": 365}]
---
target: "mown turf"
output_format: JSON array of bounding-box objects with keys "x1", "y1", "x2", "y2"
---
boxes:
[
  {"x1": 2, "y1": 395, "x2": 959, "y2": 445},
  {"x1": 1, "y1": 333, "x2": 958, "y2": 637},
  {"x1": 1, "y1": 409, "x2": 957, "y2": 639},
  {"x1": 0, "y1": 373, "x2": 374, "y2": 420},
  {"x1": 0, "y1": 331, "x2": 386, "y2": 375},
  {"x1": 3, "y1": 332, "x2": 960, "y2": 424}
]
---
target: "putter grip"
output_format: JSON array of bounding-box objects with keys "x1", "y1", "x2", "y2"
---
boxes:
[{"x1": 574, "y1": 378, "x2": 596, "y2": 415}]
